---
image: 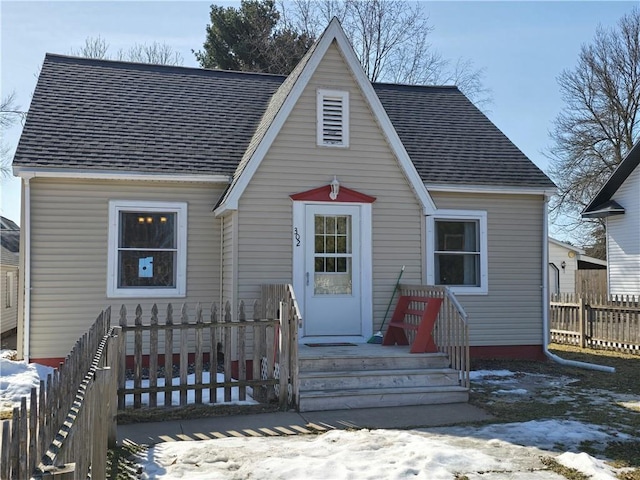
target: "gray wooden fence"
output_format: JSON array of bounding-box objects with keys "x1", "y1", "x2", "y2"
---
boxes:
[
  {"x1": 550, "y1": 293, "x2": 640, "y2": 354},
  {"x1": 118, "y1": 285, "x2": 301, "y2": 411},
  {"x1": 0, "y1": 308, "x2": 122, "y2": 480}
]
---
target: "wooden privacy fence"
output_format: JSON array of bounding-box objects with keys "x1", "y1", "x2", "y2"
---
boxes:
[
  {"x1": 397, "y1": 284, "x2": 470, "y2": 388},
  {"x1": 550, "y1": 293, "x2": 640, "y2": 353},
  {"x1": 1, "y1": 308, "x2": 122, "y2": 480},
  {"x1": 118, "y1": 285, "x2": 301, "y2": 411},
  {"x1": 575, "y1": 270, "x2": 608, "y2": 297}
]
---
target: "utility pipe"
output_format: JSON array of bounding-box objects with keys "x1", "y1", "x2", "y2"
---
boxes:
[{"x1": 542, "y1": 194, "x2": 615, "y2": 373}]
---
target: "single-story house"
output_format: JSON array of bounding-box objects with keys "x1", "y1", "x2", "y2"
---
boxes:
[
  {"x1": 1, "y1": 216, "x2": 20, "y2": 336},
  {"x1": 548, "y1": 237, "x2": 606, "y2": 295},
  {"x1": 13, "y1": 19, "x2": 555, "y2": 368},
  {"x1": 582, "y1": 142, "x2": 640, "y2": 297}
]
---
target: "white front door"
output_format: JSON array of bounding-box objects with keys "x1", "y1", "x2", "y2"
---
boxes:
[{"x1": 304, "y1": 204, "x2": 362, "y2": 338}]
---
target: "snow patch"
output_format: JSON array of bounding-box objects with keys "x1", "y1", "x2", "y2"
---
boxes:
[
  {"x1": 556, "y1": 451, "x2": 619, "y2": 480},
  {"x1": 0, "y1": 358, "x2": 53, "y2": 413},
  {"x1": 470, "y1": 369, "x2": 515, "y2": 380},
  {"x1": 124, "y1": 372, "x2": 257, "y2": 407},
  {"x1": 495, "y1": 388, "x2": 528, "y2": 395}
]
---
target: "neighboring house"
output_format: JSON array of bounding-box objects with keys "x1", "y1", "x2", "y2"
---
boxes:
[
  {"x1": 583, "y1": 142, "x2": 640, "y2": 297},
  {"x1": 548, "y1": 237, "x2": 606, "y2": 295},
  {"x1": 1, "y1": 216, "x2": 20, "y2": 336},
  {"x1": 13, "y1": 19, "x2": 555, "y2": 366}
]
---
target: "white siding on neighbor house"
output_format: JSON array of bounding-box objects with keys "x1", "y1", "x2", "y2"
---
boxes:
[
  {"x1": 1, "y1": 263, "x2": 19, "y2": 334},
  {"x1": 548, "y1": 241, "x2": 579, "y2": 294},
  {"x1": 608, "y1": 166, "x2": 640, "y2": 296},
  {"x1": 430, "y1": 192, "x2": 545, "y2": 346},
  {"x1": 235, "y1": 42, "x2": 424, "y2": 328},
  {"x1": 26, "y1": 178, "x2": 225, "y2": 359}
]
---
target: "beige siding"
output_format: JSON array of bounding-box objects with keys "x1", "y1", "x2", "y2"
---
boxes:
[
  {"x1": 28, "y1": 178, "x2": 224, "y2": 359},
  {"x1": 221, "y1": 212, "x2": 236, "y2": 311},
  {"x1": 236, "y1": 42, "x2": 423, "y2": 326},
  {"x1": 608, "y1": 167, "x2": 640, "y2": 296},
  {"x1": 431, "y1": 192, "x2": 545, "y2": 346}
]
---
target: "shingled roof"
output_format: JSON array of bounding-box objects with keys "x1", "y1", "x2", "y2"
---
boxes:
[
  {"x1": 14, "y1": 54, "x2": 554, "y2": 189},
  {"x1": 582, "y1": 141, "x2": 640, "y2": 218},
  {"x1": 0, "y1": 216, "x2": 20, "y2": 254}
]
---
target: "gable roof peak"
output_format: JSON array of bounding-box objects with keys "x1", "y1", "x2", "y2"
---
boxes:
[
  {"x1": 583, "y1": 141, "x2": 640, "y2": 217},
  {"x1": 215, "y1": 17, "x2": 437, "y2": 216}
]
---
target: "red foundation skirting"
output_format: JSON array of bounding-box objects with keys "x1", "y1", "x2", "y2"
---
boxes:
[
  {"x1": 30, "y1": 357, "x2": 66, "y2": 368},
  {"x1": 470, "y1": 345, "x2": 546, "y2": 361},
  {"x1": 31, "y1": 345, "x2": 546, "y2": 370}
]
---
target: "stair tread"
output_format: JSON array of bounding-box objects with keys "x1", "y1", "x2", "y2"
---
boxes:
[
  {"x1": 299, "y1": 352, "x2": 448, "y2": 360},
  {"x1": 301, "y1": 385, "x2": 468, "y2": 397},
  {"x1": 299, "y1": 368, "x2": 458, "y2": 377}
]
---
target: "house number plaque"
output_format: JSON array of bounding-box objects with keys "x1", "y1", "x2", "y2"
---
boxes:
[{"x1": 294, "y1": 227, "x2": 301, "y2": 247}]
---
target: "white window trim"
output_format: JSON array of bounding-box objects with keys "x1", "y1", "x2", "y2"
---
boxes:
[
  {"x1": 5, "y1": 271, "x2": 15, "y2": 308},
  {"x1": 426, "y1": 210, "x2": 488, "y2": 295},
  {"x1": 107, "y1": 200, "x2": 187, "y2": 298},
  {"x1": 292, "y1": 200, "x2": 373, "y2": 343},
  {"x1": 317, "y1": 89, "x2": 349, "y2": 148}
]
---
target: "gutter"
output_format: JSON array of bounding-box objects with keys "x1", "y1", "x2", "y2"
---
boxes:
[
  {"x1": 14, "y1": 167, "x2": 230, "y2": 184},
  {"x1": 542, "y1": 195, "x2": 615, "y2": 373}
]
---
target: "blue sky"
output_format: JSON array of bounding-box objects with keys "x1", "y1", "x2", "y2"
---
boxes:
[{"x1": 1, "y1": 1, "x2": 636, "y2": 241}]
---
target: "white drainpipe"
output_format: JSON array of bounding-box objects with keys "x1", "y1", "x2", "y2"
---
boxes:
[
  {"x1": 542, "y1": 194, "x2": 615, "y2": 373},
  {"x1": 23, "y1": 175, "x2": 32, "y2": 361}
]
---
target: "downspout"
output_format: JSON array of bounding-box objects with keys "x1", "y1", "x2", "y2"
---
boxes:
[
  {"x1": 219, "y1": 216, "x2": 224, "y2": 311},
  {"x1": 23, "y1": 175, "x2": 32, "y2": 361},
  {"x1": 542, "y1": 194, "x2": 615, "y2": 373}
]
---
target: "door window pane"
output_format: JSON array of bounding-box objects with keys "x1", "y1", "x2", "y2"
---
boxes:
[{"x1": 313, "y1": 214, "x2": 352, "y2": 294}]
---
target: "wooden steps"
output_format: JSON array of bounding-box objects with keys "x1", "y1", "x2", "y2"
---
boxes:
[{"x1": 297, "y1": 344, "x2": 469, "y2": 412}]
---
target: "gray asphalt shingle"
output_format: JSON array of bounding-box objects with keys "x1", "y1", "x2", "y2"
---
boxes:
[{"x1": 14, "y1": 54, "x2": 554, "y2": 189}]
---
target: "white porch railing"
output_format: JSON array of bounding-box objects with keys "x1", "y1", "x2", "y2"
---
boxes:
[{"x1": 397, "y1": 284, "x2": 470, "y2": 388}]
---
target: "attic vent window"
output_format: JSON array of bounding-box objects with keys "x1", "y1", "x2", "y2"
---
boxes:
[{"x1": 317, "y1": 89, "x2": 349, "y2": 148}]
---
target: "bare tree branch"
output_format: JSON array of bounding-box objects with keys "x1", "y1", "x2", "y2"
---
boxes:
[
  {"x1": 547, "y1": 7, "x2": 640, "y2": 252},
  {"x1": 1, "y1": 93, "x2": 27, "y2": 179},
  {"x1": 281, "y1": 0, "x2": 491, "y2": 108},
  {"x1": 71, "y1": 36, "x2": 184, "y2": 65}
]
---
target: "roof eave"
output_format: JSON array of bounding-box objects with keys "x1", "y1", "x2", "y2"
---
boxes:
[
  {"x1": 581, "y1": 209, "x2": 625, "y2": 219},
  {"x1": 426, "y1": 183, "x2": 556, "y2": 196},
  {"x1": 583, "y1": 141, "x2": 640, "y2": 214},
  {"x1": 581, "y1": 200, "x2": 626, "y2": 219},
  {"x1": 14, "y1": 166, "x2": 231, "y2": 183}
]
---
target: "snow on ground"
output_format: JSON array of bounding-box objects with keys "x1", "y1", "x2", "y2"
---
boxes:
[
  {"x1": 1, "y1": 349, "x2": 18, "y2": 360},
  {"x1": 2, "y1": 362, "x2": 638, "y2": 479},
  {"x1": 430, "y1": 419, "x2": 630, "y2": 452},
  {"x1": 135, "y1": 421, "x2": 629, "y2": 480},
  {"x1": 124, "y1": 372, "x2": 257, "y2": 407},
  {"x1": 131, "y1": 369, "x2": 639, "y2": 479},
  {"x1": 0, "y1": 356, "x2": 53, "y2": 414},
  {"x1": 469, "y1": 369, "x2": 515, "y2": 380},
  {"x1": 557, "y1": 452, "x2": 624, "y2": 480}
]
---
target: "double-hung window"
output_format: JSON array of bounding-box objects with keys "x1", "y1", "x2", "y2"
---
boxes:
[
  {"x1": 426, "y1": 211, "x2": 488, "y2": 294},
  {"x1": 107, "y1": 200, "x2": 187, "y2": 298}
]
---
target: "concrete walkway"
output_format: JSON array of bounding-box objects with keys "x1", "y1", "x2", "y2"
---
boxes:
[{"x1": 118, "y1": 403, "x2": 491, "y2": 446}]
